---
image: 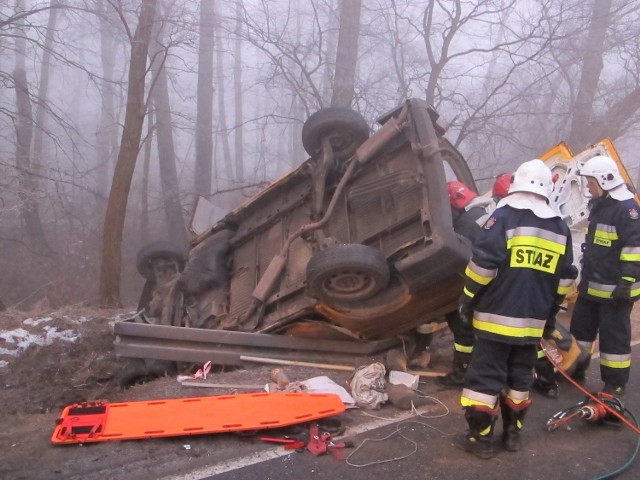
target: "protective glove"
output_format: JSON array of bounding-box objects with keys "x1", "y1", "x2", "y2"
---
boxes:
[
  {"x1": 458, "y1": 294, "x2": 474, "y2": 327},
  {"x1": 542, "y1": 324, "x2": 572, "y2": 351},
  {"x1": 542, "y1": 328, "x2": 573, "y2": 352},
  {"x1": 612, "y1": 279, "x2": 633, "y2": 303}
]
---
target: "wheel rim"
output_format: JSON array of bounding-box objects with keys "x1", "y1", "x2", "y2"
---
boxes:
[
  {"x1": 320, "y1": 269, "x2": 378, "y2": 301},
  {"x1": 326, "y1": 130, "x2": 356, "y2": 154}
]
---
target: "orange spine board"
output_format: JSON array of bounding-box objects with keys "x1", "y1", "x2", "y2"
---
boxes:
[{"x1": 51, "y1": 392, "x2": 345, "y2": 444}]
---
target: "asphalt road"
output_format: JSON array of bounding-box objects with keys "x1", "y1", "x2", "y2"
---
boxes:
[{"x1": 164, "y1": 342, "x2": 640, "y2": 480}]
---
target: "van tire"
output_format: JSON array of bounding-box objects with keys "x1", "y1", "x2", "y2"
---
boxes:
[
  {"x1": 306, "y1": 244, "x2": 390, "y2": 303},
  {"x1": 136, "y1": 241, "x2": 186, "y2": 280},
  {"x1": 302, "y1": 107, "x2": 369, "y2": 159}
]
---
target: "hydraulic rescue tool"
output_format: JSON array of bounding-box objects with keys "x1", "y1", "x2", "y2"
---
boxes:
[
  {"x1": 540, "y1": 338, "x2": 640, "y2": 435},
  {"x1": 546, "y1": 392, "x2": 627, "y2": 431},
  {"x1": 542, "y1": 336, "x2": 640, "y2": 478}
]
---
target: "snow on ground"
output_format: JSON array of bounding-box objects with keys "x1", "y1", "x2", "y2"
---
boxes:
[{"x1": 0, "y1": 311, "x2": 128, "y2": 368}]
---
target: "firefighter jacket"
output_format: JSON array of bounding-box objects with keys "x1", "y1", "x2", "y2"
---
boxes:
[
  {"x1": 453, "y1": 205, "x2": 486, "y2": 242},
  {"x1": 579, "y1": 194, "x2": 640, "y2": 302},
  {"x1": 461, "y1": 204, "x2": 575, "y2": 346}
]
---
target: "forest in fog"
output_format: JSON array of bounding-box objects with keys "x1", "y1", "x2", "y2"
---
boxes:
[{"x1": 1, "y1": 0, "x2": 640, "y2": 309}]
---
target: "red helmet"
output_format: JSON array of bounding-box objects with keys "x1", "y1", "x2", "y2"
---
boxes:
[
  {"x1": 447, "y1": 181, "x2": 477, "y2": 210},
  {"x1": 492, "y1": 173, "x2": 512, "y2": 198}
]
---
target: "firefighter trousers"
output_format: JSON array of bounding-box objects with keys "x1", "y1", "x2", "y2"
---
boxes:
[
  {"x1": 570, "y1": 296, "x2": 633, "y2": 387},
  {"x1": 464, "y1": 337, "x2": 537, "y2": 395}
]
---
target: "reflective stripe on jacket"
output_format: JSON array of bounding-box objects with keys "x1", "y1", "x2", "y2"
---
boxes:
[
  {"x1": 579, "y1": 196, "x2": 640, "y2": 302},
  {"x1": 462, "y1": 205, "x2": 575, "y2": 345}
]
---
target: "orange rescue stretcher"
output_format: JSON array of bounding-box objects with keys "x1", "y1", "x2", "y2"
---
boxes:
[{"x1": 51, "y1": 391, "x2": 345, "y2": 444}]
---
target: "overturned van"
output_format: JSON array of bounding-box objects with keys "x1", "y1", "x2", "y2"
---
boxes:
[
  {"x1": 114, "y1": 99, "x2": 639, "y2": 372},
  {"x1": 114, "y1": 98, "x2": 483, "y2": 369}
]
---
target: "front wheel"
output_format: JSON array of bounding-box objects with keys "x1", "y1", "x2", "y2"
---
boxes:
[{"x1": 306, "y1": 244, "x2": 390, "y2": 303}]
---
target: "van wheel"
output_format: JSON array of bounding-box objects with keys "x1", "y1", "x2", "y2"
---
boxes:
[
  {"x1": 306, "y1": 244, "x2": 390, "y2": 303},
  {"x1": 136, "y1": 241, "x2": 186, "y2": 280},
  {"x1": 302, "y1": 107, "x2": 369, "y2": 159}
]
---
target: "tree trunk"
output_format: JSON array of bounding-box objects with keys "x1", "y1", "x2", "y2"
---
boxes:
[
  {"x1": 32, "y1": 0, "x2": 59, "y2": 176},
  {"x1": 14, "y1": 68, "x2": 50, "y2": 254},
  {"x1": 233, "y1": 0, "x2": 244, "y2": 182},
  {"x1": 321, "y1": 0, "x2": 339, "y2": 106},
  {"x1": 567, "y1": 0, "x2": 612, "y2": 150},
  {"x1": 330, "y1": 0, "x2": 361, "y2": 108},
  {"x1": 195, "y1": 0, "x2": 215, "y2": 197},
  {"x1": 13, "y1": 0, "x2": 50, "y2": 254},
  {"x1": 148, "y1": 14, "x2": 188, "y2": 250},
  {"x1": 215, "y1": 3, "x2": 233, "y2": 186},
  {"x1": 96, "y1": 0, "x2": 118, "y2": 210},
  {"x1": 99, "y1": 0, "x2": 157, "y2": 306},
  {"x1": 290, "y1": 0, "x2": 305, "y2": 169},
  {"x1": 140, "y1": 108, "x2": 154, "y2": 245}
]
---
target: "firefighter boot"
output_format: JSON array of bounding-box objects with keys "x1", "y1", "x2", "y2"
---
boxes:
[
  {"x1": 532, "y1": 357, "x2": 558, "y2": 398},
  {"x1": 454, "y1": 407, "x2": 497, "y2": 459},
  {"x1": 501, "y1": 397, "x2": 532, "y2": 452},
  {"x1": 436, "y1": 351, "x2": 471, "y2": 388}
]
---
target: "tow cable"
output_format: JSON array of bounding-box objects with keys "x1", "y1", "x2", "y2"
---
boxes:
[{"x1": 541, "y1": 339, "x2": 640, "y2": 479}]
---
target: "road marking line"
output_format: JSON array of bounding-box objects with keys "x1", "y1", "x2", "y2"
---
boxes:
[{"x1": 161, "y1": 406, "x2": 432, "y2": 480}]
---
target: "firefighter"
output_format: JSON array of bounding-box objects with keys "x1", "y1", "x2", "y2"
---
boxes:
[
  {"x1": 489, "y1": 173, "x2": 563, "y2": 398},
  {"x1": 493, "y1": 172, "x2": 565, "y2": 398},
  {"x1": 438, "y1": 178, "x2": 564, "y2": 392},
  {"x1": 433, "y1": 181, "x2": 487, "y2": 387},
  {"x1": 569, "y1": 155, "x2": 640, "y2": 397},
  {"x1": 455, "y1": 159, "x2": 576, "y2": 459}
]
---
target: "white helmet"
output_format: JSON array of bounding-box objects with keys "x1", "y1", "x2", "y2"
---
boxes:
[
  {"x1": 508, "y1": 159, "x2": 553, "y2": 199},
  {"x1": 578, "y1": 155, "x2": 624, "y2": 191}
]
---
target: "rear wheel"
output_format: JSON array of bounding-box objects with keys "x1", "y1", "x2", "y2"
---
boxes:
[
  {"x1": 135, "y1": 241, "x2": 185, "y2": 313},
  {"x1": 306, "y1": 244, "x2": 390, "y2": 303},
  {"x1": 136, "y1": 241, "x2": 185, "y2": 280},
  {"x1": 302, "y1": 107, "x2": 369, "y2": 159}
]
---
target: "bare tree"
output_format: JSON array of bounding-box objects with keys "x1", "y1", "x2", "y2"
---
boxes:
[
  {"x1": 140, "y1": 108, "x2": 154, "y2": 244},
  {"x1": 238, "y1": 1, "x2": 328, "y2": 115},
  {"x1": 194, "y1": 0, "x2": 214, "y2": 197},
  {"x1": 567, "y1": 0, "x2": 612, "y2": 149},
  {"x1": 148, "y1": 7, "x2": 188, "y2": 250},
  {"x1": 364, "y1": 0, "x2": 568, "y2": 179},
  {"x1": 95, "y1": 0, "x2": 119, "y2": 208},
  {"x1": 5, "y1": 0, "x2": 640, "y2": 311},
  {"x1": 233, "y1": 0, "x2": 244, "y2": 182},
  {"x1": 99, "y1": 0, "x2": 158, "y2": 306},
  {"x1": 13, "y1": 0, "x2": 50, "y2": 254},
  {"x1": 14, "y1": 67, "x2": 50, "y2": 254},
  {"x1": 321, "y1": 0, "x2": 339, "y2": 104},
  {"x1": 32, "y1": 0, "x2": 59, "y2": 176},
  {"x1": 214, "y1": 3, "x2": 233, "y2": 186},
  {"x1": 562, "y1": 1, "x2": 640, "y2": 150},
  {"x1": 330, "y1": 0, "x2": 361, "y2": 107}
]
